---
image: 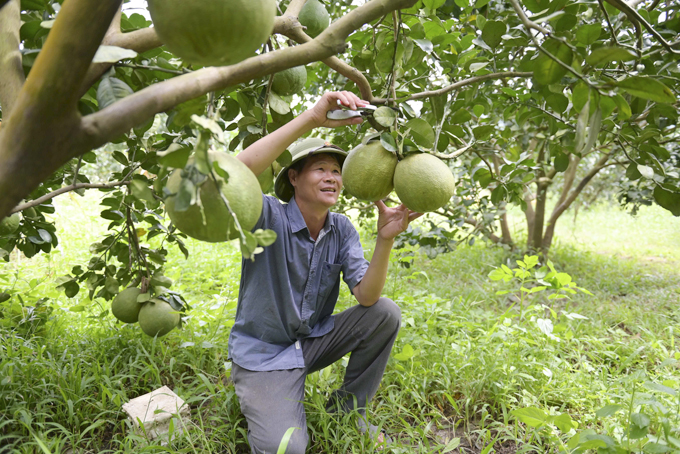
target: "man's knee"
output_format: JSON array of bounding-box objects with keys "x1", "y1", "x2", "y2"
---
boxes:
[
  {"x1": 372, "y1": 297, "x2": 401, "y2": 330},
  {"x1": 252, "y1": 427, "x2": 308, "y2": 454}
]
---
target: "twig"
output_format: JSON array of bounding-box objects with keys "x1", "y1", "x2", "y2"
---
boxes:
[
  {"x1": 509, "y1": 0, "x2": 550, "y2": 35},
  {"x1": 114, "y1": 62, "x2": 188, "y2": 76},
  {"x1": 373, "y1": 72, "x2": 533, "y2": 103},
  {"x1": 597, "y1": 0, "x2": 620, "y2": 47},
  {"x1": 604, "y1": 0, "x2": 680, "y2": 54},
  {"x1": 72, "y1": 156, "x2": 84, "y2": 186},
  {"x1": 473, "y1": 149, "x2": 495, "y2": 175},
  {"x1": 10, "y1": 181, "x2": 130, "y2": 213},
  {"x1": 431, "y1": 143, "x2": 473, "y2": 160}
]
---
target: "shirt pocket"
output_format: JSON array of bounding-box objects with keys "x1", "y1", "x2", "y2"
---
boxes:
[{"x1": 318, "y1": 261, "x2": 342, "y2": 302}]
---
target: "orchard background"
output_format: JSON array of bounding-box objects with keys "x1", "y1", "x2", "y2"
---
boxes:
[{"x1": 0, "y1": 0, "x2": 679, "y2": 452}]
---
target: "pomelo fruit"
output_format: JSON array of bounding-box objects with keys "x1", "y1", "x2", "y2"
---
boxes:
[
  {"x1": 0, "y1": 213, "x2": 20, "y2": 236},
  {"x1": 342, "y1": 142, "x2": 397, "y2": 201},
  {"x1": 147, "y1": 0, "x2": 276, "y2": 67},
  {"x1": 138, "y1": 298, "x2": 180, "y2": 337},
  {"x1": 271, "y1": 66, "x2": 307, "y2": 96},
  {"x1": 165, "y1": 151, "x2": 263, "y2": 243},
  {"x1": 393, "y1": 153, "x2": 455, "y2": 212},
  {"x1": 257, "y1": 165, "x2": 274, "y2": 193},
  {"x1": 299, "y1": 0, "x2": 331, "y2": 38},
  {"x1": 111, "y1": 287, "x2": 143, "y2": 324}
]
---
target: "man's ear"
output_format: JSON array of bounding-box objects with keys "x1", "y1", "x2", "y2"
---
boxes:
[{"x1": 288, "y1": 168, "x2": 298, "y2": 188}]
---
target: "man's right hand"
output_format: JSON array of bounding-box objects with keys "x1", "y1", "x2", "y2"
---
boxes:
[{"x1": 307, "y1": 91, "x2": 369, "y2": 129}]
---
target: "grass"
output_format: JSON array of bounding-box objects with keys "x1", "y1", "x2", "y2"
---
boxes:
[{"x1": 1, "y1": 195, "x2": 679, "y2": 453}]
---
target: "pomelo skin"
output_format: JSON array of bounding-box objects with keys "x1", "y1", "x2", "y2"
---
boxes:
[
  {"x1": 299, "y1": 0, "x2": 331, "y2": 38},
  {"x1": 342, "y1": 142, "x2": 398, "y2": 201},
  {"x1": 0, "y1": 213, "x2": 20, "y2": 236},
  {"x1": 165, "y1": 151, "x2": 263, "y2": 243},
  {"x1": 111, "y1": 287, "x2": 144, "y2": 324},
  {"x1": 271, "y1": 66, "x2": 308, "y2": 96},
  {"x1": 394, "y1": 153, "x2": 456, "y2": 212},
  {"x1": 147, "y1": 0, "x2": 276, "y2": 67},
  {"x1": 138, "y1": 299, "x2": 180, "y2": 338}
]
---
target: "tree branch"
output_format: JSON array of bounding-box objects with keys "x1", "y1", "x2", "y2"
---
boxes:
[
  {"x1": 81, "y1": 0, "x2": 418, "y2": 149},
  {"x1": 508, "y1": 0, "x2": 550, "y2": 35},
  {"x1": 604, "y1": 0, "x2": 680, "y2": 54},
  {"x1": 542, "y1": 153, "x2": 610, "y2": 251},
  {"x1": 553, "y1": 154, "x2": 582, "y2": 211},
  {"x1": 282, "y1": 27, "x2": 375, "y2": 101},
  {"x1": 10, "y1": 181, "x2": 130, "y2": 214},
  {"x1": 372, "y1": 72, "x2": 533, "y2": 103},
  {"x1": 430, "y1": 144, "x2": 473, "y2": 160},
  {"x1": 0, "y1": 0, "x2": 24, "y2": 116}
]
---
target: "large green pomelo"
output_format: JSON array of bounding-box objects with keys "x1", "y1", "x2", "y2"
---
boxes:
[
  {"x1": 111, "y1": 287, "x2": 143, "y2": 324},
  {"x1": 138, "y1": 299, "x2": 180, "y2": 337},
  {"x1": 299, "y1": 0, "x2": 330, "y2": 38},
  {"x1": 0, "y1": 213, "x2": 20, "y2": 236},
  {"x1": 147, "y1": 0, "x2": 276, "y2": 67},
  {"x1": 271, "y1": 66, "x2": 307, "y2": 96},
  {"x1": 257, "y1": 165, "x2": 274, "y2": 193},
  {"x1": 342, "y1": 142, "x2": 397, "y2": 201},
  {"x1": 165, "y1": 151, "x2": 263, "y2": 243},
  {"x1": 394, "y1": 153, "x2": 455, "y2": 212}
]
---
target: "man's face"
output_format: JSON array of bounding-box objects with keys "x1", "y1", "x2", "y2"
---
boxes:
[{"x1": 289, "y1": 153, "x2": 343, "y2": 209}]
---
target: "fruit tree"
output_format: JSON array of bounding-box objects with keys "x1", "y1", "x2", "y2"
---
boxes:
[{"x1": 0, "y1": 0, "x2": 679, "y2": 310}]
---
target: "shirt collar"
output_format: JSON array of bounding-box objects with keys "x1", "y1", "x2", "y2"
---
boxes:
[{"x1": 287, "y1": 196, "x2": 335, "y2": 234}]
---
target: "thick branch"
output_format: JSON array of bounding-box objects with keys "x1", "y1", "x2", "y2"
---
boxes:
[
  {"x1": 373, "y1": 72, "x2": 533, "y2": 103},
  {"x1": 542, "y1": 154, "x2": 610, "y2": 251},
  {"x1": 0, "y1": 0, "x2": 24, "y2": 116},
  {"x1": 10, "y1": 181, "x2": 130, "y2": 214},
  {"x1": 553, "y1": 154, "x2": 582, "y2": 211},
  {"x1": 464, "y1": 217, "x2": 502, "y2": 243},
  {"x1": 82, "y1": 0, "x2": 418, "y2": 149},
  {"x1": 283, "y1": 27, "x2": 375, "y2": 101},
  {"x1": 431, "y1": 144, "x2": 473, "y2": 160}
]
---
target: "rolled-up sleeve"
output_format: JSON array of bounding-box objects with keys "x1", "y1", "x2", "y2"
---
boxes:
[{"x1": 338, "y1": 219, "x2": 369, "y2": 293}]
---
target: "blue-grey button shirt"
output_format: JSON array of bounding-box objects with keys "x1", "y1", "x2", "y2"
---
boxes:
[{"x1": 228, "y1": 195, "x2": 370, "y2": 371}]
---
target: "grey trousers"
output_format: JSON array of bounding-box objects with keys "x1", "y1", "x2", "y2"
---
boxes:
[{"x1": 231, "y1": 297, "x2": 401, "y2": 454}]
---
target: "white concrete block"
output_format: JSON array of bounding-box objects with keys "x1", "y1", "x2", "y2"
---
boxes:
[{"x1": 122, "y1": 385, "x2": 190, "y2": 442}]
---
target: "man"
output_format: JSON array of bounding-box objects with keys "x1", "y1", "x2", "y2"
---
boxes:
[{"x1": 232, "y1": 91, "x2": 421, "y2": 453}]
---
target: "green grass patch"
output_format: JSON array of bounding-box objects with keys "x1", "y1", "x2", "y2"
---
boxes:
[{"x1": 1, "y1": 196, "x2": 679, "y2": 453}]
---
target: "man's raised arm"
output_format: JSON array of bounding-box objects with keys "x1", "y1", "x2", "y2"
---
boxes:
[{"x1": 236, "y1": 91, "x2": 367, "y2": 177}]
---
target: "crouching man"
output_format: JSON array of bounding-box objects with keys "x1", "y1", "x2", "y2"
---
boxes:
[{"x1": 231, "y1": 91, "x2": 421, "y2": 453}]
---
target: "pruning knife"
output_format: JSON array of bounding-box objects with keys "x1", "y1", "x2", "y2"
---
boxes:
[{"x1": 326, "y1": 100, "x2": 377, "y2": 120}]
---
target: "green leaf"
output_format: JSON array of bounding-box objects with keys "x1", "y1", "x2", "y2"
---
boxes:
[
  {"x1": 554, "y1": 152, "x2": 569, "y2": 172},
  {"x1": 643, "y1": 381, "x2": 677, "y2": 396},
  {"x1": 276, "y1": 427, "x2": 299, "y2": 454},
  {"x1": 394, "y1": 344, "x2": 415, "y2": 361},
  {"x1": 221, "y1": 98, "x2": 241, "y2": 122},
  {"x1": 253, "y1": 229, "x2": 277, "y2": 247},
  {"x1": 511, "y1": 407, "x2": 548, "y2": 428},
  {"x1": 638, "y1": 164, "x2": 654, "y2": 179},
  {"x1": 380, "y1": 132, "x2": 397, "y2": 152},
  {"x1": 374, "y1": 106, "x2": 397, "y2": 128},
  {"x1": 157, "y1": 144, "x2": 191, "y2": 169},
  {"x1": 534, "y1": 41, "x2": 573, "y2": 85},
  {"x1": 576, "y1": 24, "x2": 602, "y2": 45},
  {"x1": 97, "y1": 77, "x2": 134, "y2": 110},
  {"x1": 92, "y1": 45, "x2": 138, "y2": 63},
  {"x1": 553, "y1": 413, "x2": 576, "y2": 432},
  {"x1": 574, "y1": 98, "x2": 590, "y2": 154},
  {"x1": 613, "y1": 94, "x2": 632, "y2": 120},
  {"x1": 269, "y1": 92, "x2": 290, "y2": 115},
  {"x1": 405, "y1": 118, "x2": 435, "y2": 148},
  {"x1": 643, "y1": 442, "x2": 673, "y2": 453},
  {"x1": 545, "y1": 93, "x2": 568, "y2": 113},
  {"x1": 473, "y1": 125, "x2": 494, "y2": 141},
  {"x1": 586, "y1": 46, "x2": 636, "y2": 66},
  {"x1": 595, "y1": 404, "x2": 622, "y2": 418},
  {"x1": 413, "y1": 39, "x2": 433, "y2": 53},
  {"x1": 490, "y1": 185, "x2": 506, "y2": 205},
  {"x1": 130, "y1": 178, "x2": 155, "y2": 203},
  {"x1": 617, "y1": 77, "x2": 675, "y2": 104},
  {"x1": 442, "y1": 437, "x2": 461, "y2": 453},
  {"x1": 653, "y1": 186, "x2": 680, "y2": 216},
  {"x1": 423, "y1": 0, "x2": 446, "y2": 10},
  {"x1": 481, "y1": 20, "x2": 505, "y2": 49},
  {"x1": 277, "y1": 150, "x2": 293, "y2": 167}
]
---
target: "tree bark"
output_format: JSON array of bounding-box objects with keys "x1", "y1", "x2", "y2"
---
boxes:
[
  {"x1": 0, "y1": 0, "x2": 24, "y2": 116},
  {"x1": 492, "y1": 156, "x2": 513, "y2": 246},
  {"x1": 523, "y1": 189, "x2": 535, "y2": 242},
  {"x1": 541, "y1": 154, "x2": 610, "y2": 251},
  {"x1": 529, "y1": 141, "x2": 549, "y2": 252},
  {"x1": 0, "y1": 0, "x2": 417, "y2": 220}
]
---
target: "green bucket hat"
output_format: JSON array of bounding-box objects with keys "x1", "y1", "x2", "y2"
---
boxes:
[{"x1": 274, "y1": 138, "x2": 348, "y2": 202}]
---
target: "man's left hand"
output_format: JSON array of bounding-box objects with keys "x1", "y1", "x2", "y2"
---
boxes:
[{"x1": 374, "y1": 200, "x2": 423, "y2": 241}]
